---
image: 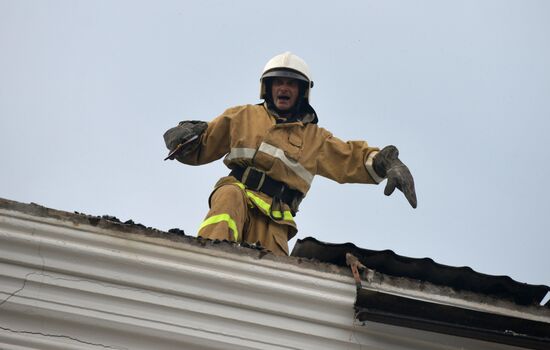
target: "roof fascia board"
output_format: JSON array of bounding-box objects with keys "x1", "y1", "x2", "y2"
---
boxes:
[
  {"x1": 358, "y1": 270, "x2": 550, "y2": 324},
  {"x1": 356, "y1": 289, "x2": 550, "y2": 350}
]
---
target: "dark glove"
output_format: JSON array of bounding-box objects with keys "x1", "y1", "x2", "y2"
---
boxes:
[
  {"x1": 373, "y1": 145, "x2": 417, "y2": 208},
  {"x1": 163, "y1": 120, "x2": 207, "y2": 151}
]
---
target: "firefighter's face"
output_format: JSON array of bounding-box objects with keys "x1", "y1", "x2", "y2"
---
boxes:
[{"x1": 271, "y1": 77, "x2": 300, "y2": 112}]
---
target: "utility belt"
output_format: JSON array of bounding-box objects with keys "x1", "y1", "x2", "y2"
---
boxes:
[{"x1": 229, "y1": 166, "x2": 303, "y2": 211}]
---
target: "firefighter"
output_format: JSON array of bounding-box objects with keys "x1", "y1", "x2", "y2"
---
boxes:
[{"x1": 163, "y1": 52, "x2": 416, "y2": 256}]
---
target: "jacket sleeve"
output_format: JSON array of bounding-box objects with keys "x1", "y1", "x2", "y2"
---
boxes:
[
  {"x1": 175, "y1": 107, "x2": 237, "y2": 165},
  {"x1": 316, "y1": 131, "x2": 382, "y2": 185}
]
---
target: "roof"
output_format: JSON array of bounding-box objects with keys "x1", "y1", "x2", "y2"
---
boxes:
[
  {"x1": 2, "y1": 197, "x2": 548, "y2": 308},
  {"x1": 0, "y1": 197, "x2": 366, "y2": 350},
  {"x1": 291, "y1": 236, "x2": 550, "y2": 308},
  {"x1": 2, "y1": 197, "x2": 549, "y2": 349},
  {"x1": 291, "y1": 237, "x2": 550, "y2": 350}
]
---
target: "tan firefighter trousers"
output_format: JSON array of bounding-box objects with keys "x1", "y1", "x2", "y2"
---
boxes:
[{"x1": 198, "y1": 183, "x2": 290, "y2": 256}]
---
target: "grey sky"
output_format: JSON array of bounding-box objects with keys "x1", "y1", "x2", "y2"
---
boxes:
[{"x1": 1, "y1": 0, "x2": 549, "y2": 289}]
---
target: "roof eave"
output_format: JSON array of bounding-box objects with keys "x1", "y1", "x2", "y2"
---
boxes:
[{"x1": 356, "y1": 288, "x2": 550, "y2": 350}]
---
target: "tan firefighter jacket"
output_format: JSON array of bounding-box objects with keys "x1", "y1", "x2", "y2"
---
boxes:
[{"x1": 177, "y1": 103, "x2": 383, "y2": 238}]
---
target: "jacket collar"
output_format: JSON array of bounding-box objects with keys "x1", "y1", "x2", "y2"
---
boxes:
[{"x1": 262, "y1": 101, "x2": 319, "y2": 125}]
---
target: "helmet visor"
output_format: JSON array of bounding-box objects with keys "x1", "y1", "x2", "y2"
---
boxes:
[{"x1": 261, "y1": 69, "x2": 309, "y2": 84}]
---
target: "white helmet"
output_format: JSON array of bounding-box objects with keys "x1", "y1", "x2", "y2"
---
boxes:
[{"x1": 259, "y1": 52, "x2": 314, "y2": 101}]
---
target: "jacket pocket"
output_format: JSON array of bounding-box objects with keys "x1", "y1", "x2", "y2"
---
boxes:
[{"x1": 284, "y1": 130, "x2": 303, "y2": 161}]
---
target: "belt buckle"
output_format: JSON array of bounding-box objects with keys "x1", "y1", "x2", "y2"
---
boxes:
[{"x1": 242, "y1": 167, "x2": 266, "y2": 191}]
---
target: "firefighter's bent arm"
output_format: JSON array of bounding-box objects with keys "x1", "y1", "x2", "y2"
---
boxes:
[
  {"x1": 163, "y1": 120, "x2": 208, "y2": 160},
  {"x1": 163, "y1": 110, "x2": 235, "y2": 165}
]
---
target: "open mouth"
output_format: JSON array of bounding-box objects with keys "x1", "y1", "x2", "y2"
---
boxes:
[{"x1": 277, "y1": 95, "x2": 290, "y2": 102}]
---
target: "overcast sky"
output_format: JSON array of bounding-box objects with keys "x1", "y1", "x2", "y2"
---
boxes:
[{"x1": 1, "y1": 0, "x2": 549, "y2": 291}]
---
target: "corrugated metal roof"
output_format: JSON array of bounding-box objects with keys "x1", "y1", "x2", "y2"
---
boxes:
[
  {"x1": 3, "y1": 197, "x2": 548, "y2": 308},
  {"x1": 291, "y1": 237, "x2": 550, "y2": 308}
]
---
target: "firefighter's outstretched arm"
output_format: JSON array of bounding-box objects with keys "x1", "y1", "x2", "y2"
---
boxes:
[{"x1": 373, "y1": 145, "x2": 417, "y2": 208}]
